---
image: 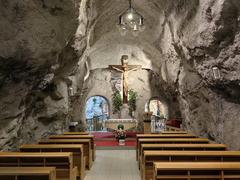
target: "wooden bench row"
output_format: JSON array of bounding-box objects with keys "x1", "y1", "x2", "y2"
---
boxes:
[
  {"x1": 0, "y1": 152, "x2": 77, "y2": 180},
  {"x1": 0, "y1": 131, "x2": 92, "y2": 180},
  {"x1": 142, "y1": 150, "x2": 240, "y2": 180},
  {"x1": 136, "y1": 133, "x2": 198, "y2": 160},
  {"x1": 48, "y1": 134, "x2": 96, "y2": 161},
  {"x1": 19, "y1": 144, "x2": 85, "y2": 180},
  {"x1": 39, "y1": 138, "x2": 93, "y2": 169},
  {"x1": 139, "y1": 143, "x2": 227, "y2": 170},
  {"x1": 136, "y1": 137, "x2": 209, "y2": 161},
  {"x1": 137, "y1": 131, "x2": 240, "y2": 180},
  {"x1": 0, "y1": 167, "x2": 57, "y2": 180},
  {"x1": 153, "y1": 162, "x2": 240, "y2": 179}
]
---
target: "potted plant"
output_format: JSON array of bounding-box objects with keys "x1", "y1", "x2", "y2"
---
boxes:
[
  {"x1": 159, "y1": 115, "x2": 165, "y2": 119},
  {"x1": 112, "y1": 91, "x2": 123, "y2": 117},
  {"x1": 128, "y1": 89, "x2": 137, "y2": 117},
  {"x1": 115, "y1": 124, "x2": 126, "y2": 145}
]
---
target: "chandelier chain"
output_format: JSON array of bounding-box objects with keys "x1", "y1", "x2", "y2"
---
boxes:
[
  {"x1": 129, "y1": 0, "x2": 132, "y2": 8},
  {"x1": 117, "y1": 0, "x2": 145, "y2": 36}
]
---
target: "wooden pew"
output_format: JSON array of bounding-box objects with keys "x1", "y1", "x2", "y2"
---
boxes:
[
  {"x1": 139, "y1": 143, "x2": 227, "y2": 170},
  {"x1": 0, "y1": 152, "x2": 77, "y2": 180},
  {"x1": 39, "y1": 139, "x2": 93, "y2": 169},
  {"x1": 0, "y1": 167, "x2": 56, "y2": 180},
  {"x1": 137, "y1": 138, "x2": 209, "y2": 161},
  {"x1": 19, "y1": 144, "x2": 85, "y2": 180},
  {"x1": 136, "y1": 134, "x2": 197, "y2": 160},
  {"x1": 136, "y1": 133, "x2": 196, "y2": 159},
  {"x1": 49, "y1": 135, "x2": 96, "y2": 161},
  {"x1": 64, "y1": 132, "x2": 89, "y2": 135},
  {"x1": 143, "y1": 151, "x2": 240, "y2": 180},
  {"x1": 136, "y1": 134, "x2": 196, "y2": 142},
  {"x1": 153, "y1": 162, "x2": 240, "y2": 180}
]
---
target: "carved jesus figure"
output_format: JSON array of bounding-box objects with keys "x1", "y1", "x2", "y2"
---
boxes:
[{"x1": 109, "y1": 55, "x2": 142, "y2": 103}]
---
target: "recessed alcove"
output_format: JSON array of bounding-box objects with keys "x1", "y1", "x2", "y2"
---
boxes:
[
  {"x1": 0, "y1": 0, "x2": 239, "y2": 151},
  {"x1": 85, "y1": 96, "x2": 109, "y2": 131}
]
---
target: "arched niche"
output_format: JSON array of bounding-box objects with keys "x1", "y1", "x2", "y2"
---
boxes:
[
  {"x1": 145, "y1": 97, "x2": 169, "y2": 119},
  {"x1": 85, "y1": 95, "x2": 110, "y2": 131}
]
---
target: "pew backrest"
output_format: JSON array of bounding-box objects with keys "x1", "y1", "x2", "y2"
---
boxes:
[
  {"x1": 137, "y1": 138, "x2": 209, "y2": 161},
  {"x1": 19, "y1": 144, "x2": 85, "y2": 180},
  {"x1": 38, "y1": 139, "x2": 92, "y2": 169},
  {"x1": 0, "y1": 167, "x2": 56, "y2": 180},
  {"x1": 140, "y1": 144, "x2": 227, "y2": 158},
  {"x1": 143, "y1": 151, "x2": 240, "y2": 180},
  {"x1": 153, "y1": 162, "x2": 240, "y2": 180},
  {"x1": 139, "y1": 143, "x2": 227, "y2": 170},
  {"x1": 136, "y1": 134, "x2": 195, "y2": 139},
  {"x1": 136, "y1": 134, "x2": 196, "y2": 159},
  {"x1": 0, "y1": 152, "x2": 76, "y2": 180},
  {"x1": 48, "y1": 135, "x2": 95, "y2": 161}
]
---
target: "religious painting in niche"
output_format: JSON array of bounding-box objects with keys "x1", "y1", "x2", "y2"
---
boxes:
[
  {"x1": 149, "y1": 100, "x2": 165, "y2": 118},
  {"x1": 85, "y1": 96, "x2": 109, "y2": 132},
  {"x1": 147, "y1": 99, "x2": 167, "y2": 133}
]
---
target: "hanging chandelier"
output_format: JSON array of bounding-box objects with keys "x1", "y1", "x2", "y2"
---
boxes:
[{"x1": 117, "y1": 0, "x2": 145, "y2": 36}]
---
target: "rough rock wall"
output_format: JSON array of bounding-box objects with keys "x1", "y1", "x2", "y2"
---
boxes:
[
  {"x1": 1, "y1": 0, "x2": 240, "y2": 151},
  {"x1": 0, "y1": 0, "x2": 93, "y2": 151},
  {"x1": 157, "y1": 0, "x2": 240, "y2": 149}
]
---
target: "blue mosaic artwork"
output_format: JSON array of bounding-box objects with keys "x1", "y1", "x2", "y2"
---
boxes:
[{"x1": 85, "y1": 96, "x2": 108, "y2": 119}]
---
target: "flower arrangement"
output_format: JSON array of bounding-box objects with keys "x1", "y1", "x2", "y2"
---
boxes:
[{"x1": 115, "y1": 124, "x2": 126, "y2": 141}]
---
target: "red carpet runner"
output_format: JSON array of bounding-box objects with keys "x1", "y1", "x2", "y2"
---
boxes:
[{"x1": 93, "y1": 132, "x2": 137, "y2": 147}]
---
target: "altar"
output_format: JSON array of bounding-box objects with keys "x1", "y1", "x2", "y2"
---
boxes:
[
  {"x1": 105, "y1": 119, "x2": 137, "y2": 131},
  {"x1": 104, "y1": 55, "x2": 140, "y2": 132}
]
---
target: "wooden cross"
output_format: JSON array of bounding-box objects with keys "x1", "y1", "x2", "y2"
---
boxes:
[{"x1": 109, "y1": 55, "x2": 142, "y2": 104}]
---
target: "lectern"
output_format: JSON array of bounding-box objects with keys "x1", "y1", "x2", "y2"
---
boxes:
[{"x1": 143, "y1": 112, "x2": 152, "y2": 133}]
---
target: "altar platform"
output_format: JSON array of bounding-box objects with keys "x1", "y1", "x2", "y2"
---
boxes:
[
  {"x1": 92, "y1": 131, "x2": 137, "y2": 149},
  {"x1": 105, "y1": 119, "x2": 137, "y2": 131}
]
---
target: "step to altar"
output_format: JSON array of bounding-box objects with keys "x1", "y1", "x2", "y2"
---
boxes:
[{"x1": 92, "y1": 132, "x2": 136, "y2": 150}]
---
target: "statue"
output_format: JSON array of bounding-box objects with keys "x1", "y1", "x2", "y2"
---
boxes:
[{"x1": 109, "y1": 55, "x2": 142, "y2": 103}]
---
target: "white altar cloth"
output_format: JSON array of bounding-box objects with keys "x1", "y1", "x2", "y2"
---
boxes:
[{"x1": 105, "y1": 119, "x2": 137, "y2": 130}]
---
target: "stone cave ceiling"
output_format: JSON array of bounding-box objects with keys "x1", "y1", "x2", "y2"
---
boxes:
[
  {"x1": 87, "y1": 0, "x2": 172, "y2": 71},
  {"x1": 0, "y1": 0, "x2": 240, "y2": 151}
]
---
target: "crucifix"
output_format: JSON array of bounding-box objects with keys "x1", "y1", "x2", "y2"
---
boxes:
[{"x1": 109, "y1": 55, "x2": 142, "y2": 104}]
